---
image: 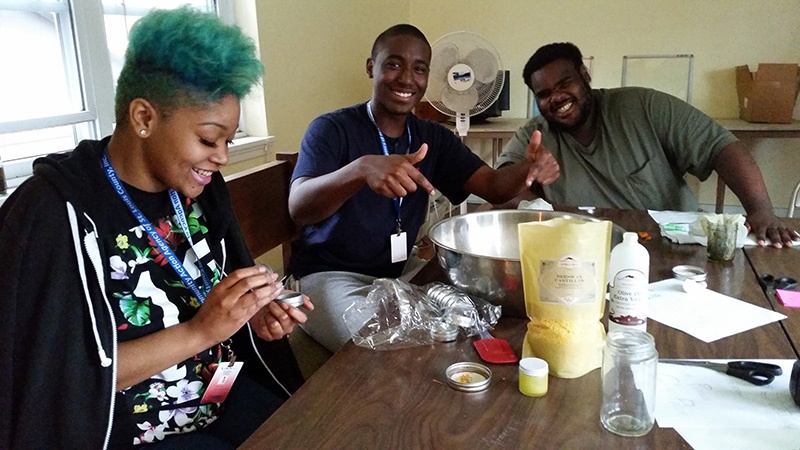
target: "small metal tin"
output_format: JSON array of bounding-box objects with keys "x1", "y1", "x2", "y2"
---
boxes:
[
  {"x1": 431, "y1": 322, "x2": 460, "y2": 342},
  {"x1": 275, "y1": 292, "x2": 304, "y2": 307},
  {"x1": 255, "y1": 264, "x2": 274, "y2": 274},
  {"x1": 671, "y1": 265, "x2": 707, "y2": 282},
  {"x1": 445, "y1": 362, "x2": 492, "y2": 392}
]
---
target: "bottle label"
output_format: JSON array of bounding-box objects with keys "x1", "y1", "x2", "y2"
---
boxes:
[
  {"x1": 538, "y1": 255, "x2": 596, "y2": 305},
  {"x1": 609, "y1": 269, "x2": 647, "y2": 326}
]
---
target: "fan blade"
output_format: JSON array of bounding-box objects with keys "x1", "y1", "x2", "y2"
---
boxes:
[
  {"x1": 428, "y1": 43, "x2": 460, "y2": 100},
  {"x1": 463, "y1": 47, "x2": 498, "y2": 83},
  {"x1": 471, "y1": 74, "x2": 504, "y2": 114},
  {"x1": 442, "y1": 85, "x2": 479, "y2": 112},
  {"x1": 427, "y1": 85, "x2": 455, "y2": 116}
]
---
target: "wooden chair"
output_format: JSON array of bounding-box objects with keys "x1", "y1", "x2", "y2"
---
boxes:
[{"x1": 224, "y1": 152, "x2": 299, "y2": 271}]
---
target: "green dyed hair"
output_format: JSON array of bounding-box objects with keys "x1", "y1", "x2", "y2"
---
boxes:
[{"x1": 114, "y1": 6, "x2": 264, "y2": 123}]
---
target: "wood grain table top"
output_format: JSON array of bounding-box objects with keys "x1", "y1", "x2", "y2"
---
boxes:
[{"x1": 240, "y1": 209, "x2": 797, "y2": 449}]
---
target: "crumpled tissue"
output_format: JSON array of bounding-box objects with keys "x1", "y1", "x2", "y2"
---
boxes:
[{"x1": 518, "y1": 198, "x2": 555, "y2": 211}]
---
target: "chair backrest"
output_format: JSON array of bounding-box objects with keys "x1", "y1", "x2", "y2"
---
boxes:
[{"x1": 224, "y1": 153, "x2": 299, "y2": 269}]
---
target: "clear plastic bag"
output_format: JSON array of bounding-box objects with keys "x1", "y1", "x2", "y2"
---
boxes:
[
  {"x1": 425, "y1": 282, "x2": 501, "y2": 336},
  {"x1": 343, "y1": 279, "x2": 501, "y2": 351}
]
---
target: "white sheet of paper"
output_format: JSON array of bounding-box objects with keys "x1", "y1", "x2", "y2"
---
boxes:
[
  {"x1": 655, "y1": 359, "x2": 800, "y2": 450},
  {"x1": 647, "y1": 279, "x2": 786, "y2": 342},
  {"x1": 676, "y1": 426, "x2": 800, "y2": 450}
]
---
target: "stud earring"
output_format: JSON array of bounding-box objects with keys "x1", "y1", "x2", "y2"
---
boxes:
[{"x1": 139, "y1": 129, "x2": 147, "y2": 136}]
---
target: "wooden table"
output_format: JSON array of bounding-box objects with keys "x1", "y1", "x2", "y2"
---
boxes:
[
  {"x1": 744, "y1": 216, "x2": 800, "y2": 355},
  {"x1": 717, "y1": 119, "x2": 800, "y2": 140},
  {"x1": 714, "y1": 118, "x2": 800, "y2": 213},
  {"x1": 241, "y1": 209, "x2": 796, "y2": 449}
]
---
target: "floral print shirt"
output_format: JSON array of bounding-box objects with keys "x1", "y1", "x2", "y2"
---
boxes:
[{"x1": 106, "y1": 187, "x2": 224, "y2": 446}]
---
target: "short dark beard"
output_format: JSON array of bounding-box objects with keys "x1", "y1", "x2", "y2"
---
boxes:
[{"x1": 545, "y1": 81, "x2": 593, "y2": 133}]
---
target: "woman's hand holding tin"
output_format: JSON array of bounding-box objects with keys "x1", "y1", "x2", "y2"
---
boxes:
[
  {"x1": 188, "y1": 264, "x2": 280, "y2": 346},
  {"x1": 249, "y1": 290, "x2": 314, "y2": 341}
]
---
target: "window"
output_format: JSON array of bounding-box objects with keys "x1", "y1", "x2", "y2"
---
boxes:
[{"x1": 0, "y1": 0, "x2": 266, "y2": 192}]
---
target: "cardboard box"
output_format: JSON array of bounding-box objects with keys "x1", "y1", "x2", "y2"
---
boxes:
[{"x1": 735, "y1": 64, "x2": 800, "y2": 124}]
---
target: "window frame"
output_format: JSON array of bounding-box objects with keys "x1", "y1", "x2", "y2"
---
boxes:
[{"x1": 0, "y1": 0, "x2": 270, "y2": 197}]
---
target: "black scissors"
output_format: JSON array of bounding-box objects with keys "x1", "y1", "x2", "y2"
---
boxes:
[
  {"x1": 660, "y1": 360, "x2": 783, "y2": 386},
  {"x1": 759, "y1": 274, "x2": 798, "y2": 306}
]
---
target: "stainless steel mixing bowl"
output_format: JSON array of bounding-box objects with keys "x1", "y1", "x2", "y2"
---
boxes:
[{"x1": 427, "y1": 209, "x2": 625, "y2": 318}]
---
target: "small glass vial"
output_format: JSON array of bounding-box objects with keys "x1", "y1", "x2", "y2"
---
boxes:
[
  {"x1": 600, "y1": 329, "x2": 657, "y2": 437},
  {"x1": 519, "y1": 357, "x2": 548, "y2": 397}
]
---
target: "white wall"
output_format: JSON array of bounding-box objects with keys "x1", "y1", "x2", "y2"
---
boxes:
[{"x1": 256, "y1": 0, "x2": 410, "y2": 154}]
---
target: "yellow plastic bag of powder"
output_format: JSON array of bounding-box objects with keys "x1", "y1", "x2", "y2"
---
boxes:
[{"x1": 519, "y1": 218, "x2": 611, "y2": 378}]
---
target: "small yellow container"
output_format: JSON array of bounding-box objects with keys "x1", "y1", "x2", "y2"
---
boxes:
[{"x1": 519, "y1": 357, "x2": 548, "y2": 397}]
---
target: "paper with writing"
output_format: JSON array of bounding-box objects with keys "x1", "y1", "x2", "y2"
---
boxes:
[{"x1": 655, "y1": 359, "x2": 800, "y2": 449}]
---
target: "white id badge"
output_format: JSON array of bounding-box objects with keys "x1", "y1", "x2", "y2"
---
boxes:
[{"x1": 390, "y1": 231, "x2": 408, "y2": 263}]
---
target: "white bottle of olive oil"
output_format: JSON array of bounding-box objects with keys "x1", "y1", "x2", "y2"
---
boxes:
[{"x1": 607, "y1": 232, "x2": 649, "y2": 332}]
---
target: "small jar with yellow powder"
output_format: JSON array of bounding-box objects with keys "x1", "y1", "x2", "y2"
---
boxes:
[{"x1": 519, "y1": 357, "x2": 548, "y2": 397}]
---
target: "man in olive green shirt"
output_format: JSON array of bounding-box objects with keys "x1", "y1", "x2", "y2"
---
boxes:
[{"x1": 497, "y1": 42, "x2": 798, "y2": 248}]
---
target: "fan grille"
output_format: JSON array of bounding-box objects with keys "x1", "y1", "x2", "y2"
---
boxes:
[{"x1": 425, "y1": 31, "x2": 504, "y2": 118}]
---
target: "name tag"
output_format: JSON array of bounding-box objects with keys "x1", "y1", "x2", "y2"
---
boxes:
[
  {"x1": 391, "y1": 231, "x2": 408, "y2": 263},
  {"x1": 200, "y1": 361, "x2": 243, "y2": 404}
]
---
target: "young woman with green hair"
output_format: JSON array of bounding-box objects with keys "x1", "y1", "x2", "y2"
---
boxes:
[{"x1": 1, "y1": 6, "x2": 312, "y2": 448}]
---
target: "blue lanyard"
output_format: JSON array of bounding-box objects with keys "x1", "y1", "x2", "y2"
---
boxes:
[
  {"x1": 366, "y1": 101, "x2": 411, "y2": 233},
  {"x1": 167, "y1": 189, "x2": 214, "y2": 293},
  {"x1": 101, "y1": 149, "x2": 213, "y2": 303}
]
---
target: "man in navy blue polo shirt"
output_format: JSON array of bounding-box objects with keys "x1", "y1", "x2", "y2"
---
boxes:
[{"x1": 287, "y1": 24, "x2": 559, "y2": 352}]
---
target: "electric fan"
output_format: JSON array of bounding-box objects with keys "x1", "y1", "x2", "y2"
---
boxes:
[{"x1": 425, "y1": 31, "x2": 504, "y2": 137}]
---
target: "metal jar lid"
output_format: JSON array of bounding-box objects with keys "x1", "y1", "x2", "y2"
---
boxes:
[
  {"x1": 431, "y1": 321, "x2": 460, "y2": 342},
  {"x1": 671, "y1": 265, "x2": 707, "y2": 282},
  {"x1": 275, "y1": 292, "x2": 304, "y2": 307},
  {"x1": 445, "y1": 362, "x2": 492, "y2": 392}
]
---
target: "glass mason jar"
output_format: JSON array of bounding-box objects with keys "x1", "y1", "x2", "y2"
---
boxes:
[{"x1": 600, "y1": 329, "x2": 658, "y2": 437}]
